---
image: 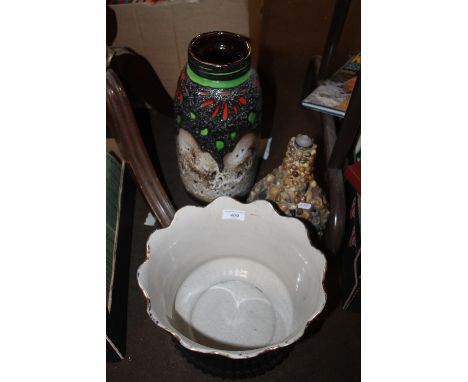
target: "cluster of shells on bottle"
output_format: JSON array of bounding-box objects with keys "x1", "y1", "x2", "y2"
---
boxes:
[{"x1": 248, "y1": 135, "x2": 330, "y2": 235}]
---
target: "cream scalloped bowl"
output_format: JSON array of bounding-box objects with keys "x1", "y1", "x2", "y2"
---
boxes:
[{"x1": 137, "y1": 197, "x2": 327, "y2": 359}]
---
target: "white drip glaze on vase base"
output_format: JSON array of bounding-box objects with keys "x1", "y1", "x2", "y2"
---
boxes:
[{"x1": 176, "y1": 129, "x2": 258, "y2": 202}]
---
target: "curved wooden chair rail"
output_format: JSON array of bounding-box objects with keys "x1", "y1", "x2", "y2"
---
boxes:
[
  {"x1": 308, "y1": 0, "x2": 360, "y2": 256},
  {"x1": 323, "y1": 72, "x2": 360, "y2": 255},
  {"x1": 322, "y1": 114, "x2": 347, "y2": 255},
  {"x1": 106, "y1": 68, "x2": 175, "y2": 228},
  {"x1": 304, "y1": 25, "x2": 361, "y2": 256}
]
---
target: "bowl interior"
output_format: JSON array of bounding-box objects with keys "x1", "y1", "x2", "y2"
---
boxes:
[{"x1": 138, "y1": 198, "x2": 326, "y2": 358}]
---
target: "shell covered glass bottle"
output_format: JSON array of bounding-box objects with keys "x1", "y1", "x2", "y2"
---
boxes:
[
  {"x1": 174, "y1": 31, "x2": 262, "y2": 202},
  {"x1": 248, "y1": 134, "x2": 330, "y2": 236}
]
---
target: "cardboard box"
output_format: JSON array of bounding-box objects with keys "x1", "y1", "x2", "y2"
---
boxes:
[{"x1": 109, "y1": 0, "x2": 264, "y2": 96}]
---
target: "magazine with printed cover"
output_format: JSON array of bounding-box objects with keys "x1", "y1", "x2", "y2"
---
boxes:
[{"x1": 302, "y1": 52, "x2": 360, "y2": 118}]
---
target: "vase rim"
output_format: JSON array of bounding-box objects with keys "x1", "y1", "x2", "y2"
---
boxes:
[{"x1": 188, "y1": 31, "x2": 251, "y2": 81}]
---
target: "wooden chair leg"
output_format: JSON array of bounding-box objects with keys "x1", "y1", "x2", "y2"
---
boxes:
[
  {"x1": 328, "y1": 72, "x2": 361, "y2": 169},
  {"x1": 318, "y1": 0, "x2": 352, "y2": 81},
  {"x1": 322, "y1": 114, "x2": 347, "y2": 255}
]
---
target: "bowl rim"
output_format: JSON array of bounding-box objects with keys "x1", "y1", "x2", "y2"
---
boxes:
[{"x1": 137, "y1": 196, "x2": 327, "y2": 359}]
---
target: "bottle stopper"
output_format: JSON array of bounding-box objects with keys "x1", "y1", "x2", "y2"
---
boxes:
[{"x1": 295, "y1": 134, "x2": 313, "y2": 149}]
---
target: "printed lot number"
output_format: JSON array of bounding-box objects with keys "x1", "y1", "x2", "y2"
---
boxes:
[{"x1": 222, "y1": 210, "x2": 246, "y2": 221}]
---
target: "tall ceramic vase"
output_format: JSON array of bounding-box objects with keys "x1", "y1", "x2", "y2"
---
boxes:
[{"x1": 174, "y1": 31, "x2": 262, "y2": 202}]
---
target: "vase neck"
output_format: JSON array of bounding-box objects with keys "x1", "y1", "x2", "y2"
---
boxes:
[
  {"x1": 186, "y1": 65, "x2": 251, "y2": 89},
  {"x1": 188, "y1": 31, "x2": 251, "y2": 82}
]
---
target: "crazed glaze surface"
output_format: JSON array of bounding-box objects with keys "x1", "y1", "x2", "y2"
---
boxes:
[
  {"x1": 174, "y1": 67, "x2": 261, "y2": 202},
  {"x1": 137, "y1": 197, "x2": 327, "y2": 359},
  {"x1": 176, "y1": 129, "x2": 257, "y2": 202}
]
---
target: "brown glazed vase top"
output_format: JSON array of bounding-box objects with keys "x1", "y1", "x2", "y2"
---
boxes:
[{"x1": 175, "y1": 31, "x2": 262, "y2": 203}]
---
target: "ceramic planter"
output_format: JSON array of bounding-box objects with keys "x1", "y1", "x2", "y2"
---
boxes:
[
  {"x1": 137, "y1": 197, "x2": 327, "y2": 359},
  {"x1": 174, "y1": 31, "x2": 262, "y2": 202}
]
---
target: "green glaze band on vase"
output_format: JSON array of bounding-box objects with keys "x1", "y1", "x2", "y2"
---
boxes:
[{"x1": 174, "y1": 31, "x2": 262, "y2": 202}]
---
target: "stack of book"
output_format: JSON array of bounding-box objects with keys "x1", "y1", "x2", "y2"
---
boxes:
[{"x1": 302, "y1": 52, "x2": 360, "y2": 118}]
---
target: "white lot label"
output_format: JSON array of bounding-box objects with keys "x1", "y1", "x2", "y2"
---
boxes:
[
  {"x1": 298, "y1": 202, "x2": 312, "y2": 210},
  {"x1": 222, "y1": 210, "x2": 246, "y2": 221}
]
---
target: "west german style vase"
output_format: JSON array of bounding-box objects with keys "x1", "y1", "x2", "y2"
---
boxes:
[{"x1": 174, "y1": 31, "x2": 262, "y2": 202}]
